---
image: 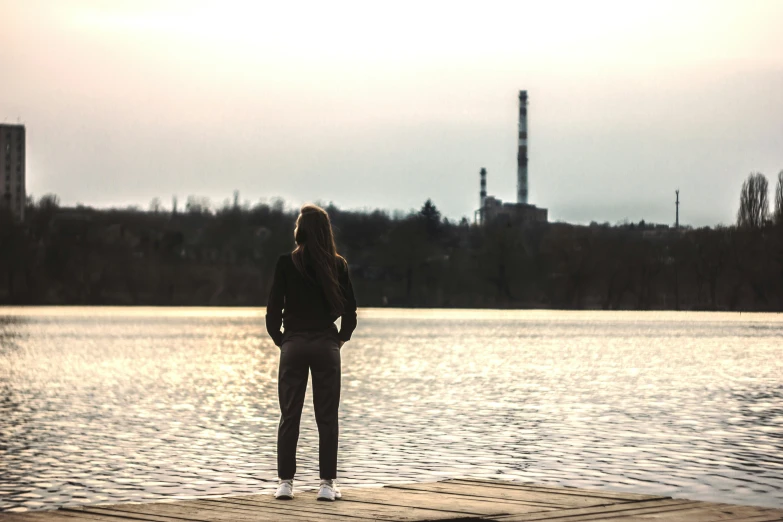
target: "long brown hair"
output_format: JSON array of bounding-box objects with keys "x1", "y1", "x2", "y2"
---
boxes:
[{"x1": 291, "y1": 204, "x2": 347, "y2": 315}]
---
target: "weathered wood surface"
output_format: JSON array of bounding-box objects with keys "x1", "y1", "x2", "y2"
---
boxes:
[{"x1": 2, "y1": 478, "x2": 781, "y2": 521}]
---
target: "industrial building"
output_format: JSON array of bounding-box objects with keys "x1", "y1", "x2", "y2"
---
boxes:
[
  {"x1": 477, "y1": 91, "x2": 548, "y2": 226},
  {"x1": 0, "y1": 123, "x2": 26, "y2": 221}
]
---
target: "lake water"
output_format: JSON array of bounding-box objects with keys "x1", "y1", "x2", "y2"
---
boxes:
[{"x1": 1, "y1": 307, "x2": 781, "y2": 512}]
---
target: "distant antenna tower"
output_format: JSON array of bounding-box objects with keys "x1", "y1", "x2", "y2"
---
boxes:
[{"x1": 675, "y1": 189, "x2": 680, "y2": 228}]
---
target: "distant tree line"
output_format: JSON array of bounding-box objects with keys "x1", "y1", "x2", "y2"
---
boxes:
[{"x1": 1, "y1": 171, "x2": 782, "y2": 310}]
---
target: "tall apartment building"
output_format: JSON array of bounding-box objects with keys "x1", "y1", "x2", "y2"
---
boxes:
[{"x1": 0, "y1": 124, "x2": 26, "y2": 221}]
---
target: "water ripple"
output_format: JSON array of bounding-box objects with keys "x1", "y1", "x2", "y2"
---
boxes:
[{"x1": 1, "y1": 308, "x2": 782, "y2": 511}]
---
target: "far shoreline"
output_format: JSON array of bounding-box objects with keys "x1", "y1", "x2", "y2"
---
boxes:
[{"x1": 1, "y1": 304, "x2": 781, "y2": 315}]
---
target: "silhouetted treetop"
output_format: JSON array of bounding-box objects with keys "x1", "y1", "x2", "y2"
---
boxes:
[{"x1": 737, "y1": 172, "x2": 769, "y2": 228}]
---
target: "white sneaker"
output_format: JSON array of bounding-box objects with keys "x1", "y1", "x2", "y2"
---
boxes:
[
  {"x1": 316, "y1": 479, "x2": 341, "y2": 501},
  {"x1": 274, "y1": 479, "x2": 294, "y2": 500}
]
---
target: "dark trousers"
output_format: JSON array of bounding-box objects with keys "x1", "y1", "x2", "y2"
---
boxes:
[{"x1": 277, "y1": 326, "x2": 341, "y2": 480}]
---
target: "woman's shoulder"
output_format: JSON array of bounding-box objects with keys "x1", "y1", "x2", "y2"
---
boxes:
[{"x1": 336, "y1": 255, "x2": 349, "y2": 273}]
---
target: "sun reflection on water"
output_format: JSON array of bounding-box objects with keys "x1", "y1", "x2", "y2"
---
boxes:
[{"x1": 0, "y1": 307, "x2": 781, "y2": 512}]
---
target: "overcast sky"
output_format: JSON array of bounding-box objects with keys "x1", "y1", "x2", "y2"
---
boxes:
[{"x1": 2, "y1": 0, "x2": 782, "y2": 226}]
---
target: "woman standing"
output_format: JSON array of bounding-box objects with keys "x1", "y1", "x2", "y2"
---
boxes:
[{"x1": 265, "y1": 204, "x2": 357, "y2": 501}]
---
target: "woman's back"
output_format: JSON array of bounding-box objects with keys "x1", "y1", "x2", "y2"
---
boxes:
[{"x1": 266, "y1": 253, "x2": 357, "y2": 347}]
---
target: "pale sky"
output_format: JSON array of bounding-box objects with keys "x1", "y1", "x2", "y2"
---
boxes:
[{"x1": 2, "y1": 0, "x2": 782, "y2": 226}]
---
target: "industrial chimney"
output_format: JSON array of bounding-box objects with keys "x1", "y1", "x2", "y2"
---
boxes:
[
  {"x1": 517, "y1": 90, "x2": 528, "y2": 204},
  {"x1": 479, "y1": 168, "x2": 487, "y2": 225}
]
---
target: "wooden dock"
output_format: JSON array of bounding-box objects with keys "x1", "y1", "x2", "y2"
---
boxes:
[{"x1": 1, "y1": 478, "x2": 781, "y2": 521}]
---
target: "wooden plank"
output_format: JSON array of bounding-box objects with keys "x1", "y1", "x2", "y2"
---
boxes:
[
  {"x1": 534, "y1": 507, "x2": 783, "y2": 522},
  {"x1": 329, "y1": 485, "x2": 558, "y2": 514},
  {"x1": 384, "y1": 482, "x2": 630, "y2": 509},
  {"x1": 492, "y1": 499, "x2": 712, "y2": 521},
  {"x1": 66, "y1": 505, "x2": 207, "y2": 522},
  {"x1": 95, "y1": 495, "x2": 372, "y2": 522},
  {"x1": 1, "y1": 510, "x2": 156, "y2": 522},
  {"x1": 81, "y1": 502, "x2": 259, "y2": 522},
  {"x1": 193, "y1": 498, "x2": 394, "y2": 520},
  {"x1": 630, "y1": 504, "x2": 783, "y2": 522},
  {"x1": 730, "y1": 516, "x2": 783, "y2": 522},
  {"x1": 51, "y1": 512, "x2": 154, "y2": 522},
  {"x1": 0, "y1": 515, "x2": 87, "y2": 522},
  {"x1": 0, "y1": 515, "x2": 50, "y2": 522},
  {"x1": 205, "y1": 494, "x2": 450, "y2": 517},
  {"x1": 609, "y1": 508, "x2": 783, "y2": 522},
  {"x1": 100, "y1": 496, "x2": 425, "y2": 522},
  {"x1": 210, "y1": 487, "x2": 545, "y2": 515},
  {"x1": 202, "y1": 494, "x2": 489, "y2": 521},
  {"x1": 445, "y1": 478, "x2": 661, "y2": 501},
  {"x1": 68, "y1": 506, "x2": 195, "y2": 521},
  {"x1": 734, "y1": 515, "x2": 783, "y2": 522},
  {"x1": 674, "y1": 503, "x2": 782, "y2": 521},
  {"x1": 88, "y1": 500, "x2": 367, "y2": 522},
  {"x1": 88, "y1": 506, "x2": 290, "y2": 522},
  {"x1": 736, "y1": 509, "x2": 783, "y2": 522}
]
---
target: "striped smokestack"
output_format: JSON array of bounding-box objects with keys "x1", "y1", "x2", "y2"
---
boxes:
[
  {"x1": 517, "y1": 90, "x2": 528, "y2": 204},
  {"x1": 480, "y1": 168, "x2": 487, "y2": 207},
  {"x1": 479, "y1": 168, "x2": 487, "y2": 225}
]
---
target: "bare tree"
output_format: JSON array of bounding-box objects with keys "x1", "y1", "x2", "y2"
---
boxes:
[
  {"x1": 149, "y1": 197, "x2": 162, "y2": 213},
  {"x1": 186, "y1": 195, "x2": 212, "y2": 215},
  {"x1": 737, "y1": 172, "x2": 769, "y2": 228},
  {"x1": 774, "y1": 170, "x2": 783, "y2": 225},
  {"x1": 38, "y1": 194, "x2": 60, "y2": 209}
]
